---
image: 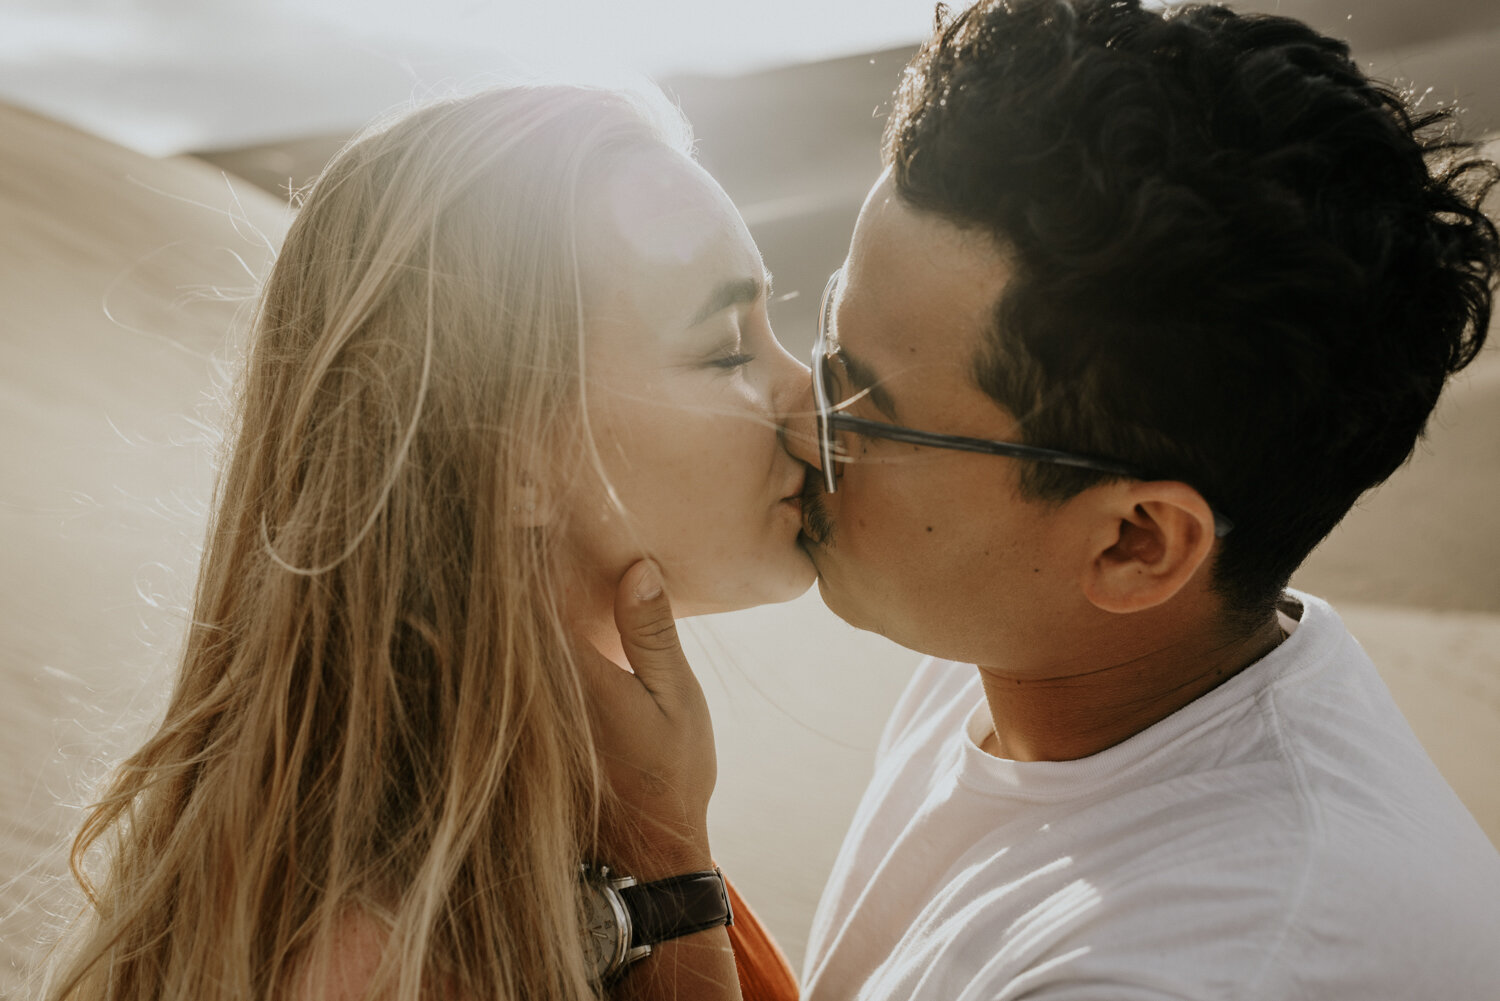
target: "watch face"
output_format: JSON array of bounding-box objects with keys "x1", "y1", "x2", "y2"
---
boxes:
[{"x1": 582, "y1": 879, "x2": 624, "y2": 980}]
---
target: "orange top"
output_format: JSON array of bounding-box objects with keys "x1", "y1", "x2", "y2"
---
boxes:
[{"x1": 723, "y1": 877, "x2": 800, "y2": 1001}]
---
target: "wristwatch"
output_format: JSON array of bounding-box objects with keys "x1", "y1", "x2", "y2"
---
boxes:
[{"x1": 580, "y1": 864, "x2": 734, "y2": 983}]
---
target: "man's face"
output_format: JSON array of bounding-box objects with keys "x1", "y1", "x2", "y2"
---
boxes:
[{"x1": 792, "y1": 171, "x2": 1100, "y2": 666}]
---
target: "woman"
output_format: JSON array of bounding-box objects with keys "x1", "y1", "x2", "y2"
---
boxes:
[{"x1": 46, "y1": 85, "x2": 810, "y2": 1001}]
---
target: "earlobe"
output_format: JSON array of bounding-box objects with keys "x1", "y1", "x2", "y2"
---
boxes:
[
  {"x1": 1081, "y1": 483, "x2": 1218, "y2": 614},
  {"x1": 509, "y1": 477, "x2": 555, "y2": 529}
]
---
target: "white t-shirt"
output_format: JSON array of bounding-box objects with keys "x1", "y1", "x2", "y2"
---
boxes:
[{"x1": 802, "y1": 592, "x2": 1500, "y2": 1000}]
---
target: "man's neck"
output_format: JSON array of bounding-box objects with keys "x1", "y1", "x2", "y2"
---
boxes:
[{"x1": 974, "y1": 613, "x2": 1286, "y2": 762}]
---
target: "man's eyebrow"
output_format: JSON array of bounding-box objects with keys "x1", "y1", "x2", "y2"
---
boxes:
[
  {"x1": 833, "y1": 342, "x2": 900, "y2": 422},
  {"x1": 688, "y1": 270, "x2": 772, "y2": 327}
]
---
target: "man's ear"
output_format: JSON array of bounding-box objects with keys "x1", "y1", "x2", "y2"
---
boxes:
[{"x1": 1080, "y1": 481, "x2": 1218, "y2": 614}]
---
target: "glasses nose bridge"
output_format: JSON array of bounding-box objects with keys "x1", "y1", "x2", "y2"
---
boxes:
[
  {"x1": 779, "y1": 378, "x2": 824, "y2": 468},
  {"x1": 814, "y1": 267, "x2": 843, "y2": 391},
  {"x1": 817, "y1": 267, "x2": 841, "y2": 347},
  {"x1": 811, "y1": 272, "x2": 843, "y2": 493}
]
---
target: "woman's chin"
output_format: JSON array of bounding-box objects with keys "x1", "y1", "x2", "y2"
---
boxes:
[
  {"x1": 757, "y1": 564, "x2": 819, "y2": 609},
  {"x1": 751, "y1": 548, "x2": 819, "y2": 608},
  {"x1": 674, "y1": 553, "x2": 817, "y2": 618}
]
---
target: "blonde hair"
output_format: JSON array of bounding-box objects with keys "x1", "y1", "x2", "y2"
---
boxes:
[{"x1": 47, "y1": 85, "x2": 693, "y2": 1001}]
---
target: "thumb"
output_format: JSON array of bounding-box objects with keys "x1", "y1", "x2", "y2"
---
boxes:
[{"x1": 614, "y1": 559, "x2": 691, "y2": 699}]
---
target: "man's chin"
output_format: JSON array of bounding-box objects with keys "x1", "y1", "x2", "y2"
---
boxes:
[
  {"x1": 798, "y1": 532, "x2": 863, "y2": 624},
  {"x1": 812, "y1": 573, "x2": 918, "y2": 652},
  {"x1": 813, "y1": 574, "x2": 864, "y2": 631}
]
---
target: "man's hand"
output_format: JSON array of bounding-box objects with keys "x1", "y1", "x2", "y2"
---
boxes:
[
  {"x1": 582, "y1": 559, "x2": 717, "y2": 879},
  {"x1": 581, "y1": 560, "x2": 743, "y2": 1001}
]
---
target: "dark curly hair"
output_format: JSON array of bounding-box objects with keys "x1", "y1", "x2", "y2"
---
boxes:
[{"x1": 884, "y1": 0, "x2": 1499, "y2": 626}]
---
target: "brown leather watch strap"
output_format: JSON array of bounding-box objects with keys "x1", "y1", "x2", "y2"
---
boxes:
[{"x1": 618, "y1": 867, "x2": 734, "y2": 950}]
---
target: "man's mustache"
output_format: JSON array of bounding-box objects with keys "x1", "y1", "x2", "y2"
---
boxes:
[{"x1": 799, "y1": 465, "x2": 835, "y2": 546}]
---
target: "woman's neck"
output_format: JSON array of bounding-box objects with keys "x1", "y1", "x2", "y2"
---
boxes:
[{"x1": 559, "y1": 558, "x2": 635, "y2": 672}]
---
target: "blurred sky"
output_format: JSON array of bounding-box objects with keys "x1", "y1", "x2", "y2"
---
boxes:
[
  {"x1": 1, "y1": 0, "x2": 1492, "y2": 159},
  {"x1": 0, "y1": 0, "x2": 940, "y2": 156}
]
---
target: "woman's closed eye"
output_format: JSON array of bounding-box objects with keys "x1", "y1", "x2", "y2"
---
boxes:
[{"x1": 707, "y1": 348, "x2": 757, "y2": 371}]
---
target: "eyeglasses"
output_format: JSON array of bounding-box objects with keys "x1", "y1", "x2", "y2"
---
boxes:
[{"x1": 810, "y1": 268, "x2": 1234, "y2": 538}]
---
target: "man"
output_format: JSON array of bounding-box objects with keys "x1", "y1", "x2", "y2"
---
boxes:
[{"x1": 590, "y1": 1, "x2": 1500, "y2": 997}]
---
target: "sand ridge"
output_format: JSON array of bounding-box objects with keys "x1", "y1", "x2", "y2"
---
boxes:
[{"x1": 0, "y1": 101, "x2": 289, "y2": 990}]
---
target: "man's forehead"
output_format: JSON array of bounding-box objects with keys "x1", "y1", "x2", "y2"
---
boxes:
[{"x1": 843, "y1": 172, "x2": 1010, "y2": 363}]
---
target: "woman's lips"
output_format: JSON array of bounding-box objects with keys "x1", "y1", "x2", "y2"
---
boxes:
[{"x1": 778, "y1": 468, "x2": 812, "y2": 512}]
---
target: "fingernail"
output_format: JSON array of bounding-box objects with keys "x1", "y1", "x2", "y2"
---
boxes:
[{"x1": 632, "y1": 560, "x2": 663, "y2": 601}]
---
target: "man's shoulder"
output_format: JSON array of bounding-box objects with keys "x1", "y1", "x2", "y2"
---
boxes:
[{"x1": 864, "y1": 755, "x2": 1500, "y2": 1000}]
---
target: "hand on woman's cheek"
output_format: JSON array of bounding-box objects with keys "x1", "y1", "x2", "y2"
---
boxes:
[{"x1": 578, "y1": 560, "x2": 717, "y2": 877}]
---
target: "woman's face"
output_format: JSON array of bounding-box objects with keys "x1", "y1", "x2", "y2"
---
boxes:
[{"x1": 558, "y1": 148, "x2": 815, "y2": 620}]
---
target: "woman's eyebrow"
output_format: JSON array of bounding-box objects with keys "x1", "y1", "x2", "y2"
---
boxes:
[{"x1": 687, "y1": 270, "x2": 772, "y2": 326}]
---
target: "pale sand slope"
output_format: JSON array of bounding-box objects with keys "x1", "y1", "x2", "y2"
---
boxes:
[
  {"x1": 0, "y1": 103, "x2": 288, "y2": 990},
  {"x1": 0, "y1": 99, "x2": 1496, "y2": 992}
]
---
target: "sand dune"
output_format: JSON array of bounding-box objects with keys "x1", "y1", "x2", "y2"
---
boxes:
[
  {"x1": 0, "y1": 102, "x2": 288, "y2": 990},
  {"x1": 1, "y1": 86, "x2": 1497, "y2": 996}
]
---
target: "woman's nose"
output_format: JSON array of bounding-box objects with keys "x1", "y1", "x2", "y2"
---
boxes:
[
  {"x1": 763, "y1": 317, "x2": 824, "y2": 471},
  {"x1": 777, "y1": 378, "x2": 823, "y2": 470}
]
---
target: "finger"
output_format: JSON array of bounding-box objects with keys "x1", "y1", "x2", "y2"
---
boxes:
[{"x1": 614, "y1": 559, "x2": 693, "y2": 699}]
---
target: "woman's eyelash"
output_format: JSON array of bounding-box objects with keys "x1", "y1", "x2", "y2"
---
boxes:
[{"x1": 709, "y1": 352, "x2": 756, "y2": 370}]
